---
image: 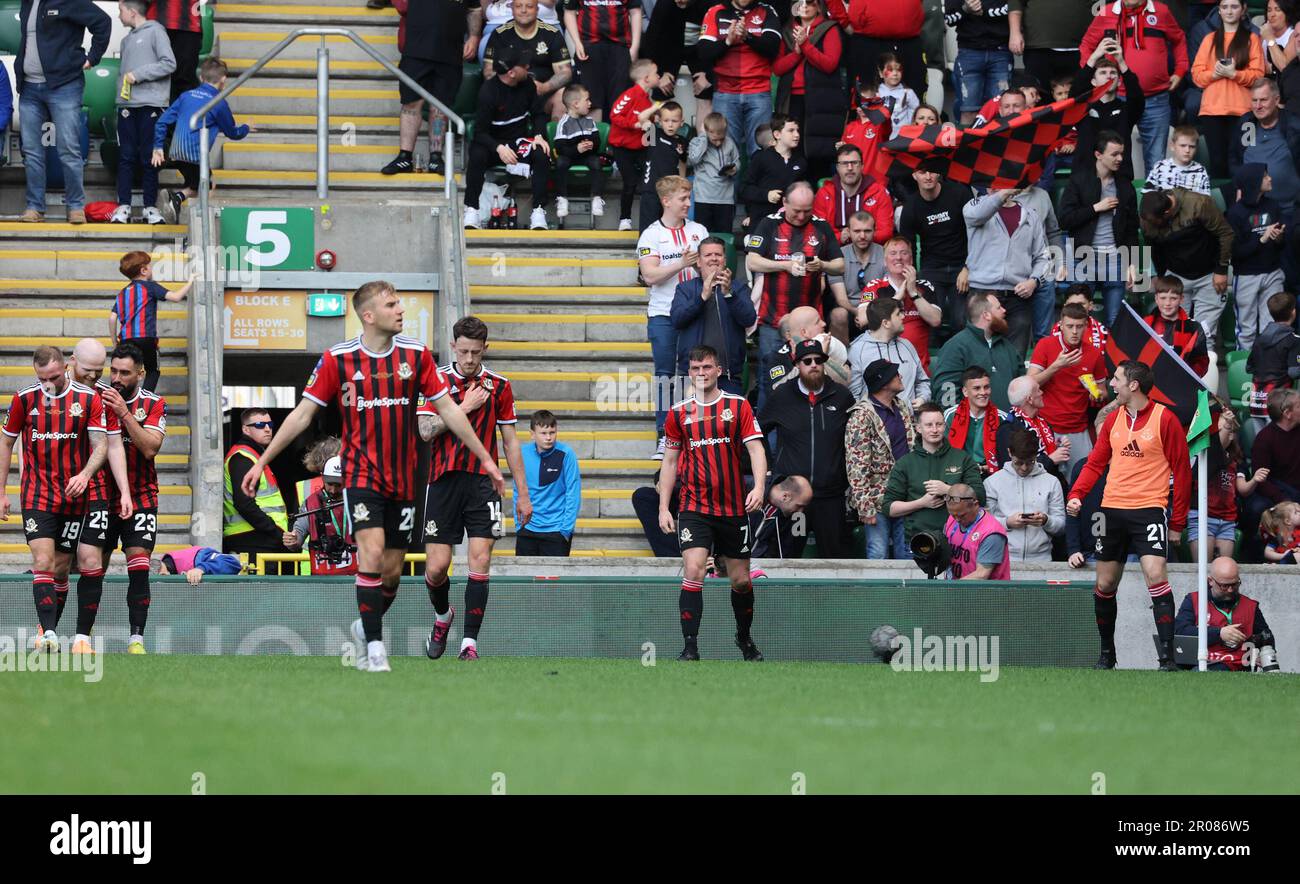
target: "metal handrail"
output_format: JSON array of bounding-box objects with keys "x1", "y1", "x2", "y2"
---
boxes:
[{"x1": 184, "y1": 26, "x2": 465, "y2": 448}]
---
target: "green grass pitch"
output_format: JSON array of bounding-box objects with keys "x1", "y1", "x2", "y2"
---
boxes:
[{"x1": 2, "y1": 656, "x2": 1297, "y2": 794}]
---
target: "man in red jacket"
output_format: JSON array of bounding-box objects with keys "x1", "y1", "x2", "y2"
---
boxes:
[
  {"x1": 813, "y1": 144, "x2": 893, "y2": 245},
  {"x1": 829, "y1": 0, "x2": 925, "y2": 97},
  {"x1": 1079, "y1": 0, "x2": 1188, "y2": 179}
]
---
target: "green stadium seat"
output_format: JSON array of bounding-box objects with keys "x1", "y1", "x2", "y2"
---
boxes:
[
  {"x1": 679, "y1": 122, "x2": 694, "y2": 144},
  {"x1": 200, "y1": 2, "x2": 215, "y2": 59},
  {"x1": 0, "y1": 2, "x2": 20, "y2": 55},
  {"x1": 1227, "y1": 351, "x2": 1252, "y2": 413},
  {"x1": 453, "y1": 64, "x2": 484, "y2": 119},
  {"x1": 83, "y1": 59, "x2": 121, "y2": 139}
]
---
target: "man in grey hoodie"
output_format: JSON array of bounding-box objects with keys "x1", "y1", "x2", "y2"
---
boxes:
[
  {"x1": 847, "y1": 295, "x2": 929, "y2": 405},
  {"x1": 962, "y1": 186, "x2": 1052, "y2": 359},
  {"x1": 984, "y1": 427, "x2": 1065, "y2": 562},
  {"x1": 113, "y1": 0, "x2": 176, "y2": 224}
]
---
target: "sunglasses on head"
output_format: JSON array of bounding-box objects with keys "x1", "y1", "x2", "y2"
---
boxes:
[
  {"x1": 946, "y1": 495, "x2": 976, "y2": 503},
  {"x1": 245, "y1": 421, "x2": 273, "y2": 429}
]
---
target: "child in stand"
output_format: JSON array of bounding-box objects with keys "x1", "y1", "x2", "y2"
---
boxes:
[
  {"x1": 553, "y1": 84, "x2": 608, "y2": 222},
  {"x1": 1259, "y1": 500, "x2": 1300, "y2": 563},
  {"x1": 840, "y1": 76, "x2": 891, "y2": 182},
  {"x1": 153, "y1": 59, "x2": 254, "y2": 223},
  {"x1": 1246, "y1": 291, "x2": 1300, "y2": 425},
  {"x1": 609, "y1": 58, "x2": 663, "y2": 231},
  {"x1": 1187, "y1": 405, "x2": 1266, "y2": 561},
  {"x1": 112, "y1": 250, "x2": 197, "y2": 392},
  {"x1": 876, "y1": 52, "x2": 919, "y2": 138},
  {"x1": 114, "y1": 0, "x2": 176, "y2": 224},
  {"x1": 687, "y1": 112, "x2": 741, "y2": 234},
  {"x1": 638, "y1": 100, "x2": 689, "y2": 232},
  {"x1": 1143, "y1": 126, "x2": 1212, "y2": 195}
]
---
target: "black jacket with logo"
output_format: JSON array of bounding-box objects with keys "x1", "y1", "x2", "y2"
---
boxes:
[{"x1": 758, "y1": 377, "x2": 854, "y2": 498}]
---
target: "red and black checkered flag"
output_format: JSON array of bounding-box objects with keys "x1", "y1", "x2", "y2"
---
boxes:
[
  {"x1": 875, "y1": 82, "x2": 1112, "y2": 189},
  {"x1": 1105, "y1": 302, "x2": 1216, "y2": 432}
]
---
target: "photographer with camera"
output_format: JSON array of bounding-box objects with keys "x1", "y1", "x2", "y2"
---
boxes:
[
  {"x1": 1175, "y1": 556, "x2": 1281, "y2": 671},
  {"x1": 286, "y1": 456, "x2": 357, "y2": 576}
]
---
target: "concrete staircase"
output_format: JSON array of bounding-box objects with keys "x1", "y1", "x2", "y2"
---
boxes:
[
  {"x1": 211, "y1": 1, "x2": 656, "y2": 556},
  {"x1": 0, "y1": 222, "x2": 193, "y2": 559}
]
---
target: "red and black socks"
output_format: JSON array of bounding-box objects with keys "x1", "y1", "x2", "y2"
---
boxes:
[
  {"x1": 1150, "y1": 582, "x2": 1175, "y2": 656},
  {"x1": 1093, "y1": 585, "x2": 1118, "y2": 652},
  {"x1": 126, "y1": 555, "x2": 152, "y2": 637},
  {"x1": 356, "y1": 572, "x2": 384, "y2": 642},
  {"x1": 54, "y1": 578, "x2": 69, "y2": 628},
  {"x1": 381, "y1": 575, "x2": 399, "y2": 614},
  {"x1": 425, "y1": 573, "x2": 451, "y2": 618},
  {"x1": 730, "y1": 583, "x2": 754, "y2": 639},
  {"x1": 679, "y1": 579, "x2": 703, "y2": 640},
  {"x1": 32, "y1": 571, "x2": 56, "y2": 632},
  {"x1": 463, "y1": 571, "x2": 489, "y2": 641},
  {"x1": 76, "y1": 568, "x2": 105, "y2": 636}
]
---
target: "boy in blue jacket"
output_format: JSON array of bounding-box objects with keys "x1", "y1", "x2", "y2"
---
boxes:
[
  {"x1": 514, "y1": 410, "x2": 581, "y2": 556},
  {"x1": 151, "y1": 57, "x2": 253, "y2": 220}
]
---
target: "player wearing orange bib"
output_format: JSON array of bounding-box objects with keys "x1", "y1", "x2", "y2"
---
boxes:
[{"x1": 1067, "y1": 360, "x2": 1191, "y2": 671}]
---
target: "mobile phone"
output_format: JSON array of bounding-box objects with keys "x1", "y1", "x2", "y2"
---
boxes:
[
  {"x1": 720, "y1": 163, "x2": 737, "y2": 175},
  {"x1": 1219, "y1": 57, "x2": 1232, "y2": 65},
  {"x1": 1103, "y1": 29, "x2": 1117, "y2": 40}
]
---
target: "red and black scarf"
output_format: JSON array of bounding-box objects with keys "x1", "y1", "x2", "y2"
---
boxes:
[
  {"x1": 1010, "y1": 407, "x2": 1058, "y2": 456},
  {"x1": 948, "y1": 401, "x2": 1001, "y2": 473}
]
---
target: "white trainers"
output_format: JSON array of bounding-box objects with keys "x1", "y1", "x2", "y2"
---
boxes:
[
  {"x1": 653, "y1": 435, "x2": 667, "y2": 460},
  {"x1": 366, "y1": 640, "x2": 391, "y2": 673},
  {"x1": 618, "y1": 218, "x2": 633, "y2": 231},
  {"x1": 591, "y1": 196, "x2": 606, "y2": 217},
  {"x1": 529, "y1": 207, "x2": 548, "y2": 230},
  {"x1": 350, "y1": 618, "x2": 370, "y2": 671},
  {"x1": 142, "y1": 206, "x2": 164, "y2": 224},
  {"x1": 555, "y1": 196, "x2": 569, "y2": 219},
  {"x1": 109, "y1": 205, "x2": 131, "y2": 224},
  {"x1": 463, "y1": 206, "x2": 482, "y2": 229},
  {"x1": 37, "y1": 630, "x2": 60, "y2": 653}
]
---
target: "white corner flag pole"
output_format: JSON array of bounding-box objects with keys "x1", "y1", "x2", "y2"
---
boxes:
[{"x1": 1197, "y1": 451, "x2": 1209, "y2": 672}]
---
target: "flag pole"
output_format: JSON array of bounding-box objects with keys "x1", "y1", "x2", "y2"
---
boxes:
[{"x1": 1197, "y1": 451, "x2": 1209, "y2": 672}]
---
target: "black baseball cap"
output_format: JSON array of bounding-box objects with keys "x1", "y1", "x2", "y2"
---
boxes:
[{"x1": 794, "y1": 339, "x2": 826, "y2": 362}]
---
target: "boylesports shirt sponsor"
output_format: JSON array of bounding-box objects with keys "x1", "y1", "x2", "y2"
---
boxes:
[{"x1": 637, "y1": 219, "x2": 709, "y2": 317}]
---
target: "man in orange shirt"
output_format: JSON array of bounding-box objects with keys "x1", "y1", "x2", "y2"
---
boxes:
[{"x1": 1067, "y1": 360, "x2": 1191, "y2": 671}]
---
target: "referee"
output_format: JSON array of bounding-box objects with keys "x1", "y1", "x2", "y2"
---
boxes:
[{"x1": 1067, "y1": 361, "x2": 1191, "y2": 671}]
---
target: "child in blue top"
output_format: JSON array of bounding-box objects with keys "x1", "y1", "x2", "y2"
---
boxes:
[
  {"x1": 514, "y1": 410, "x2": 582, "y2": 556},
  {"x1": 152, "y1": 57, "x2": 254, "y2": 220}
]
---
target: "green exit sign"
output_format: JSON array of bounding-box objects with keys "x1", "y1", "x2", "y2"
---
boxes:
[{"x1": 307, "y1": 293, "x2": 346, "y2": 317}]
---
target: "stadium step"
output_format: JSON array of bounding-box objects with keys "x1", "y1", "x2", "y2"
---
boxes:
[
  {"x1": 222, "y1": 137, "x2": 431, "y2": 173},
  {"x1": 465, "y1": 256, "x2": 640, "y2": 289},
  {"x1": 220, "y1": 28, "x2": 399, "y2": 65},
  {"x1": 217, "y1": 2, "x2": 399, "y2": 24},
  {"x1": 0, "y1": 307, "x2": 186, "y2": 339},
  {"x1": 0, "y1": 364, "x2": 189, "y2": 397}
]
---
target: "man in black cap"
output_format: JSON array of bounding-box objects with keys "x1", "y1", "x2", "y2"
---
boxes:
[
  {"x1": 758, "y1": 339, "x2": 855, "y2": 558},
  {"x1": 845, "y1": 358, "x2": 916, "y2": 558},
  {"x1": 463, "y1": 46, "x2": 554, "y2": 230}
]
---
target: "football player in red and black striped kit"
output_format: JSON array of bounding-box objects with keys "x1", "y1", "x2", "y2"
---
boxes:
[
  {"x1": 0, "y1": 346, "x2": 131, "y2": 653},
  {"x1": 243, "y1": 281, "x2": 505, "y2": 673},
  {"x1": 658, "y1": 344, "x2": 767, "y2": 661},
  {"x1": 417, "y1": 316, "x2": 530, "y2": 661},
  {"x1": 76, "y1": 343, "x2": 169, "y2": 655}
]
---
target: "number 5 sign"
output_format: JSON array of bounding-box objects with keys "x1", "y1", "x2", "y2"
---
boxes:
[{"x1": 220, "y1": 208, "x2": 316, "y2": 271}]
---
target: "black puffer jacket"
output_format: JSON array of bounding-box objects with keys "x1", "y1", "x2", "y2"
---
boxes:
[{"x1": 774, "y1": 18, "x2": 846, "y2": 169}]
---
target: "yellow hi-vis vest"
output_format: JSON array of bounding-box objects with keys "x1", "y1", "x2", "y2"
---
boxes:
[{"x1": 223, "y1": 443, "x2": 288, "y2": 537}]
